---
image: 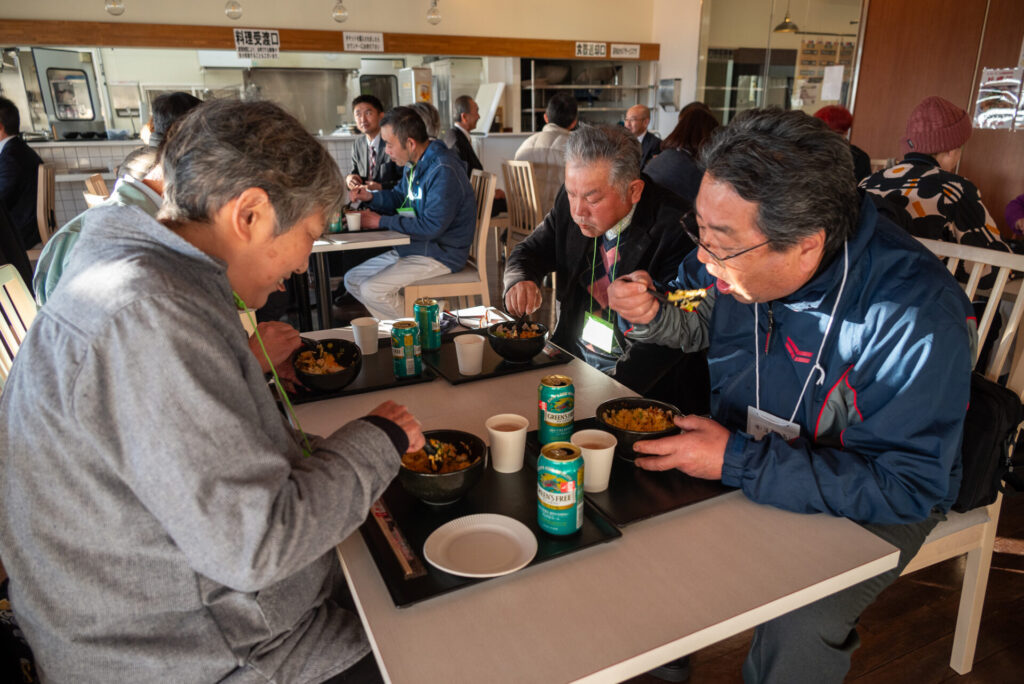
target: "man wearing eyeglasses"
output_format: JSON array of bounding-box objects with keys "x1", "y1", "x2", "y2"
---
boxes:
[
  {"x1": 608, "y1": 108, "x2": 976, "y2": 684},
  {"x1": 503, "y1": 124, "x2": 707, "y2": 413}
]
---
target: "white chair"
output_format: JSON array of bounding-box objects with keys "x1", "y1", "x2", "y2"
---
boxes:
[
  {"x1": 0, "y1": 264, "x2": 38, "y2": 391},
  {"x1": 83, "y1": 192, "x2": 107, "y2": 208},
  {"x1": 402, "y1": 170, "x2": 495, "y2": 317},
  {"x1": 498, "y1": 160, "x2": 543, "y2": 265},
  {"x1": 26, "y1": 163, "x2": 56, "y2": 263},
  {"x1": 900, "y1": 238, "x2": 1024, "y2": 674}
]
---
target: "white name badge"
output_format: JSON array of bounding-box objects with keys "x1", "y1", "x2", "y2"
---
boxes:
[
  {"x1": 581, "y1": 313, "x2": 616, "y2": 353},
  {"x1": 397, "y1": 206, "x2": 416, "y2": 218},
  {"x1": 746, "y1": 406, "x2": 801, "y2": 442}
]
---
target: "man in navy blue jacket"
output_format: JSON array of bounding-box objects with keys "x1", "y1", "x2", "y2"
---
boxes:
[
  {"x1": 346, "y1": 106, "x2": 476, "y2": 319},
  {"x1": 609, "y1": 108, "x2": 976, "y2": 683}
]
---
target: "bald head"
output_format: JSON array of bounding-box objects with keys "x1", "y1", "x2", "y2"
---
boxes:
[{"x1": 624, "y1": 105, "x2": 651, "y2": 137}]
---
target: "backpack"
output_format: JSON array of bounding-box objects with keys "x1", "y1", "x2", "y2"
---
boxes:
[{"x1": 954, "y1": 372, "x2": 1024, "y2": 512}]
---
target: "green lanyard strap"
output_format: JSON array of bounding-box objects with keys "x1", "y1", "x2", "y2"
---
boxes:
[
  {"x1": 399, "y1": 164, "x2": 417, "y2": 210},
  {"x1": 234, "y1": 292, "x2": 313, "y2": 458},
  {"x1": 587, "y1": 229, "x2": 623, "y2": 321}
]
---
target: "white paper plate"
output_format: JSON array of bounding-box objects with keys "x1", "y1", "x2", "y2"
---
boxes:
[{"x1": 423, "y1": 514, "x2": 538, "y2": 578}]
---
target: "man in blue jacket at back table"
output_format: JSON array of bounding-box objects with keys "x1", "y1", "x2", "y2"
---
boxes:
[
  {"x1": 608, "y1": 108, "x2": 977, "y2": 684},
  {"x1": 346, "y1": 106, "x2": 476, "y2": 320}
]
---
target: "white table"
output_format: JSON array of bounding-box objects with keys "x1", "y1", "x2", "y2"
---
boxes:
[
  {"x1": 302, "y1": 230, "x2": 411, "y2": 331},
  {"x1": 294, "y1": 333, "x2": 899, "y2": 683}
]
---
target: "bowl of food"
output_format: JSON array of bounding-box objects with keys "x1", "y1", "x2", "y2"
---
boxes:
[
  {"x1": 485, "y1": 320, "x2": 549, "y2": 363},
  {"x1": 399, "y1": 430, "x2": 487, "y2": 505},
  {"x1": 595, "y1": 397, "x2": 682, "y2": 461},
  {"x1": 293, "y1": 338, "x2": 362, "y2": 392}
]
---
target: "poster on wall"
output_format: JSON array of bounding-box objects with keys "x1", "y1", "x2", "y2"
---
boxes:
[
  {"x1": 972, "y1": 67, "x2": 1022, "y2": 130},
  {"x1": 791, "y1": 79, "x2": 820, "y2": 110},
  {"x1": 50, "y1": 76, "x2": 94, "y2": 121}
]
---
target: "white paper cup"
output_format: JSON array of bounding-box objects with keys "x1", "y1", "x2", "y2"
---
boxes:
[
  {"x1": 351, "y1": 317, "x2": 379, "y2": 355},
  {"x1": 345, "y1": 212, "x2": 362, "y2": 232},
  {"x1": 571, "y1": 429, "x2": 618, "y2": 493},
  {"x1": 454, "y1": 334, "x2": 485, "y2": 375},
  {"x1": 485, "y1": 413, "x2": 529, "y2": 473}
]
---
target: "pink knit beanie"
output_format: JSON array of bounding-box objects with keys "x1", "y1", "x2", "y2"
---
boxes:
[{"x1": 901, "y1": 96, "x2": 971, "y2": 156}]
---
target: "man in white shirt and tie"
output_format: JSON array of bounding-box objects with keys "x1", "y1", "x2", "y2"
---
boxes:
[
  {"x1": 346, "y1": 95, "x2": 401, "y2": 192},
  {"x1": 625, "y1": 104, "x2": 662, "y2": 169}
]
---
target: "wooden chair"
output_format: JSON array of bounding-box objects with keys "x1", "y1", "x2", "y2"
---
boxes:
[
  {"x1": 0, "y1": 264, "x2": 38, "y2": 391},
  {"x1": 84, "y1": 173, "x2": 109, "y2": 198},
  {"x1": 402, "y1": 170, "x2": 495, "y2": 317},
  {"x1": 900, "y1": 238, "x2": 1024, "y2": 674},
  {"x1": 27, "y1": 163, "x2": 57, "y2": 262},
  {"x1": 498, "y1": 160, "x2": 543, "y2": 265}
]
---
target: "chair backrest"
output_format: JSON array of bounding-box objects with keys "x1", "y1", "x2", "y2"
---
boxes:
[
  {"x1": 36, "y1": 163, "x2": 56, "y2": 245},
  {"x1": 0, "y1": 264, "x2": 38, "y2": 389},
  {"x1": 468, "y1": 169, "x2": 496, "y2": 275},
  {"x1": 917, "y1": 238, "x2": 1024, "y2": 396},
  {"x1": 85, "y1": 173, "x2": 109, "y2": 198},
  {"x1": 502, "y1": 160, "x2": 543, "y2": 235}
]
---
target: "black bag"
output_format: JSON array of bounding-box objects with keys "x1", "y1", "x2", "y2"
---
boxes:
[{"x1": 954, "y1": 372, "x2": 1024, "y2": 512}]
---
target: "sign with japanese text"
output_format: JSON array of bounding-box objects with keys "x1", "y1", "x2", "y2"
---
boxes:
[
  {"x1": 344, "y1": 32, "x2": 385, "y2": 52},
  {"x1": 233, "y1": 28, "x2": 280, "y2": 59},
  {"x1": 610, "y1": 43, "x2": 641, "y2": 59},
  {"x1": 574, "y1": 41, "x2": 607, "y2": 58}
]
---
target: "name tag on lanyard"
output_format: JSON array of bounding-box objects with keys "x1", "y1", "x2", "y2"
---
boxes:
[
  {"x1": 581, "y1": 312, "x2": 617, "y2": 353},
  {"x1": 746, "y1": 406, "x2": 801, "y2": 441}
]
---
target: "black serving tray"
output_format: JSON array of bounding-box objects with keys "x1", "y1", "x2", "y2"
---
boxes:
[
  {"x1": 359, "y1": 461, "x2": 621, "y2": 608},
  {"x1": 525, "y1": 417, "x2": 734, "y2": 528},
  {"x1": 286, "y1": 337, "x2": 436, "y2": 405},
  {"x1": 421, "y1": 333, "x2": 572, "y2": 385}
]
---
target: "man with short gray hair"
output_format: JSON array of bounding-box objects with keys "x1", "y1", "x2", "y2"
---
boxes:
[
  {"x1": 624, "y1": 103, "x2": 661, "y2": 168},
  {"x1": 609, "y1": 108, "x2": 976, "y2": 683},
  {"x1": 504, "y1": 124, "x2": 706, "y2": 411},
  {"x1": 0, "y1": 99, "x2": 423, "y2": 683}
]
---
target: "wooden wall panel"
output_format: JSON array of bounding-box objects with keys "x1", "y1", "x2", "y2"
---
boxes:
[
  {"x1": 0, "y1": 20, "x2": 659, "y2": 61},
  {"x1": 850, "y1": 0, "x2": 987, "y2": 162},
  {"x1": 957, "y1": 0, "x2": 1024, "y2": 234}
]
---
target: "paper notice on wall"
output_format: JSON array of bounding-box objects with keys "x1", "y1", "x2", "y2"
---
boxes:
[
  {"x1": 973, "y1": 67, "x2": 1022, "y2": 130},
  {"x1": 791, "y1": 79, "x2": 820, "y2": 109},
  {"x1": 821, "y1": 65, "x2": 844, "y2": 101},
  {"x1": 233, "y1": 29, "x2": 280, "y2": 59}
]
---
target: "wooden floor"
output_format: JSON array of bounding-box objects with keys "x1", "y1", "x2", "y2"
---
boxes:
[{"x1": 626, "y1": 492, "x2": 1024, "y2": 684}]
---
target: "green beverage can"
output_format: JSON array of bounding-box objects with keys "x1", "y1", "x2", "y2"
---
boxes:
[
  {"x1": 537, "y1": 442, "x2": 584, "y2": 536},
  {"x1": 328, "y1": 212, "x2": 343, "y2": 233},
  {"x1": 391, "y1": 320, "x2": 422, "y2": 377},
  {"x1": 413, "y1": 297, "x2": 441, "y2": 351},
  {"x1": 538, "y1": 374, "x2": 574, "y2": 445}
]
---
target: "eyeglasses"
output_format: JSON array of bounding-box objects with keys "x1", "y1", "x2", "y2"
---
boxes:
[{"x1": 681, "y1": 214, "x2": 771, "y2": 265}]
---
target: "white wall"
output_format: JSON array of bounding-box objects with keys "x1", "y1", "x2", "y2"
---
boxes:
[
  {"x1": 707, "y1": 0, "x2": 861, "y2": 50},
  {"x1": 651, "y1": 0, "x2": 703, "y2": 133},
  {"x1": 3, "y1": 0, "x2": 657, "y2": 43}
]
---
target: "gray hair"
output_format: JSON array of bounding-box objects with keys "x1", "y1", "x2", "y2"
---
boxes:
[
  {"x1": 158, "y1": 99, "x2": 343, "y2": 235},
  {"x1": 453, "y1": 95, "x2": 475, "y2": 123},
  {"x1": 700, "y1": 107, "x2": 858, "y2": 259},
  {"x1": 564, "y1": 124, "x2": 642, "y2": 193},
  {"x1": 408, "y1": 102, "x2": 441, "y2": 139}
]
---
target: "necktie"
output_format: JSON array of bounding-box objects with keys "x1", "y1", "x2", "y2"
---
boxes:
[{"x1": 369, "y1": 143, "x2": 377, "y2": 178}]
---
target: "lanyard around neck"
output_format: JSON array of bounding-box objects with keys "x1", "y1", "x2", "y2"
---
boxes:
[
  {"x1": 588, "y1": 229, "x2": 623, "y2": 319},
  {"x1": 400, "y1": 164, "x2": 417, "y2": 209},
  {"x1": 234, "y1": 292, "x2": 313, "y2": 458},
  {"x1": 754, "y1": 240, "x2": 849, "y2": 423}
]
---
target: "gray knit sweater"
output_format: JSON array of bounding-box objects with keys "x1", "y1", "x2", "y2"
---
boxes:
[{"x1": 0, "y1": 205, "x2": 400, "y2": 683}]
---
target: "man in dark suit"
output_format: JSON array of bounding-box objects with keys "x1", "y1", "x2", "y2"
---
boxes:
[
  {"x1": 0, "y1": 97, "x2": 43, "y2": 250},
  {"x1": 442, "y1": 94, "x2": 505, "y2": 213},
  {"x1": 503, "y1": 124, "x2": 708, "y2": 414},
  {"x1": 625, "y1": 104, "x2": 661, "y2": 169},
  {"x1": 345, "y1": 94, "x2": 401, "y2": 192}
]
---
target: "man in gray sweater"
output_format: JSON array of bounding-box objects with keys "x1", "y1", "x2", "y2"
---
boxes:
[{"x1": 0, "y1": 99, "x2": 423, "y2": 683}]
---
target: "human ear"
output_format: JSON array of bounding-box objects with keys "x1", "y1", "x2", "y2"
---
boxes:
[
  {"x1": 229, "y1": 187, "x2": 274, "y2": 243},
  {"x1": 798, "y1": 230, "x2": 826, "y2": 267},
  {"x1": 628, "y1": 179, "x2": 645, "y2": 205}
]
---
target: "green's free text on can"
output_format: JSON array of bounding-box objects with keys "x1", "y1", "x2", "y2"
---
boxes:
[
  {"x1": 391, "y1": 320, "x2": 422, "y2": 378},
  {"x1": 413, "y1": 298, "x2": 441, "y2": 351},
  {"x1": 538, "y1": 374, "x2": 574, "y2": 445},
  {"x1": 537, "y1": 442, "x2": 584, "y2": 536}
]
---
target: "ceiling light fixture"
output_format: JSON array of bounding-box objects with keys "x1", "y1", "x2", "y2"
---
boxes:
[
  {"x1": 224, "y1": 1, "x2": 243, "y2": 21},
  {"x1": 105, "y1": 0, "x2": 126, "y2": 16},
  {"x1": 332, "y1": 1, "x2": 349, "y2": 23},
  {"x1": 772, "y1": 2, "x2": 799, "y2": 33},
  {"x1": 426, "y1": 0, "x2": 442, "y2": 26}
]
